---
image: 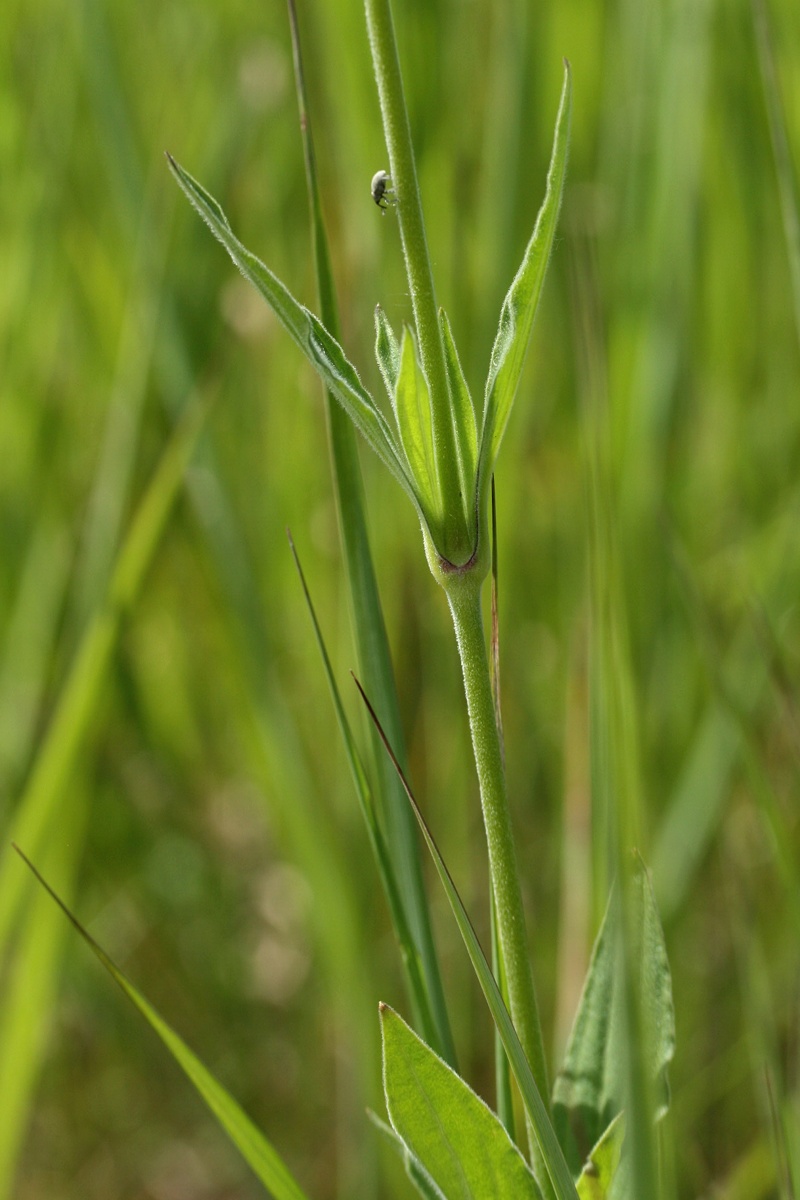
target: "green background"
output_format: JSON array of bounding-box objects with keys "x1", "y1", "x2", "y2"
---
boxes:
[{"x1": 2, "y1": 0, "x2": 799, "y2": 1196}]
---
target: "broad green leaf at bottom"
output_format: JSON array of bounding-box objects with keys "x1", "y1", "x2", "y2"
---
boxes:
[{"x1": 381, "y1": 1003, "x2": 543, "y2": 1200}]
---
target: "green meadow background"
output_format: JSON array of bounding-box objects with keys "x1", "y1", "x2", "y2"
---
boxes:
[{"x1": 2, "y1": 0, "x2": 799, "y2": 1196}]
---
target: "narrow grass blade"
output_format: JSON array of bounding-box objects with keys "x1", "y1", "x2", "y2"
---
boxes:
[
  {"x1": 380, "y1": 1003, "x2": 544, "y2": 1200},
  {"x1": 0, "y1": 393, "x2": 211, "y2": 951},
  {"x1": 286, "y1": 533, "x2": 442, "y2": 1054},
  {"x1": 354, "y1": 679, "x2": 580, "y2": 1200},
  {"x1": 0, "y1": 789, "x2": 87, "y2": 1200},
  {"x1": 12, "y1": 846, "x2": 311, "y2": 1200},
  {"x1": 478, "y1": 62, "x2": 571, "y2": 512},
  {"x1": 166, "y1": 154, "x2": 423, "y2": 521},
  {"x1": 286, "y1": 0, "x2": 456, "y2": 1069},
  {"x1": 488, "y1": 479, "x2": 513, "y2": 1140}
]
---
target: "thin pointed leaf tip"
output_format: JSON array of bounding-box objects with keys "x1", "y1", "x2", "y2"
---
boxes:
[{"x1": 477, "y1": 62, "x2": 571, "y2": 520}]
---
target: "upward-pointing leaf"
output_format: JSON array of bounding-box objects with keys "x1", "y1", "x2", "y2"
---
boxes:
[
  {"x1": 552, "y1": 863, "x2": 674, "y2": 1177},
  {"x1": 393, "y1": 328, "x2": 439, "y2": 522},
  {"x1": 166, "y1": 154, "x2": 425, "y2": 525},
  {"x1": 439, "y1": 308, "x2": 478, "y2": 535},
  {"x1": 478, "y1": 62, "x2": 572, "y2": 512},
  {"x1": 380, "y1": 1004, "x2": 544, "y2": 1200}
]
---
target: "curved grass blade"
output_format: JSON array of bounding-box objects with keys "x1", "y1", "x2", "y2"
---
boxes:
[
  {"x1": 12, "y1": 846, "x2": 311, "y2": 1200},
  {"x1": 166, "y1": 154, "x2": 425, "y2": 526},
  {"x1": 477, "y1": 62, "x2": 571, "y2": 513},
  {"x1": 285, "y1": 0, "x2": 456, "y2": 1070},
  {"x1": 0, "y1": 790, "x2": 87, "y2": 1200},
  {"x1": 354, "y1": 678, "x2": 580, "y2": 1200},
  {"x1": 286, "y1": 533, "x2": 443, "y2": 1057}
]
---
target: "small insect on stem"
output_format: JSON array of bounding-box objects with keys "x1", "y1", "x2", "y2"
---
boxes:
[{"x1": 371, "y1": 169, "x2": 395, "y2": 214}]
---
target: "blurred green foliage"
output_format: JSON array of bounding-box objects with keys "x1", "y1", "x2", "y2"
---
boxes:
[{"x1": 1, "y1": 0, "x2": 799, "y2": 1197}]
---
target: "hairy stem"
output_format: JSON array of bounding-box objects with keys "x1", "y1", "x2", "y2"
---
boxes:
[
  {"x1": 447, "y1": 576, "x2": 551, "y2": 1174},
  {"x1": 364, "y1": 0, "x2": 469, "y2": 562}
]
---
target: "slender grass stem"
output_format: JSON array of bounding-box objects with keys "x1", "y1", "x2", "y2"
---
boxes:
[
  {"x1": 446, "y1": 576, "x2": 550, "y2": 1169},
  {"x1": 363, "y1": 0, "x2": 468, "y2": 562}
]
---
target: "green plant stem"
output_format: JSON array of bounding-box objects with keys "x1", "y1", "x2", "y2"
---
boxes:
[
  {"x1": 363, "y1": 0, "x2": 468, "y2": 562},
  {"x1": 446, "y1": 577, "x2": 550, "y2": 1163}
]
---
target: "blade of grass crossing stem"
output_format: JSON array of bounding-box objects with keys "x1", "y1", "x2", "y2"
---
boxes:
[
  {"x1": 286, "y1": 0, "x2": 455, "y2": 1068},
  {"x1": 354, "y1": 678, "x2": 580, "y2": 1200},
  {"x1": 491, "y1": 886, "x2": 515, "y2": 1141},
  {"x1": 489, "y1": 477, "x2": 514, "y2": 1140},
  {"x1": 573, "y1": 244, "x2": 661, "y2": 1197},
  {"x1": 286, "y1": 532, "x2": 441, "y2": 1052},
  {"x1": 0, "y1": 393, "x2": 211, "y2": 953},
  {"x1": 12, "y1": 847, "x2": 311, "y2": 1200}
]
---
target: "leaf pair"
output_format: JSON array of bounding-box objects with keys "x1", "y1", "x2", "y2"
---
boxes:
[{"x1": 167, "y1": 60, "x2": 571, "y2": 571}]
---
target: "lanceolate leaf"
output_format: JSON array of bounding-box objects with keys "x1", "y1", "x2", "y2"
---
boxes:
[
  {"x1": 552, "y1": 864, "x2": 674, "y2": 1176},
  {"x1": 166, "y1": 155, "x2": 424, "y2": 522},
  {"x1": 439, "y1": 308, "x2": 478, "y2": 534},
  {"x1": 14, "y1": 847, "x2": 311, "y2": 1200},
  {"x1": 477, "y1": 62, "x2": 572, "y2": 512},
  {"x1": 380, "y1": 1004, "x2": 544, "y2": 1200},
  {"x1": 393, "y1": 329, "x2": 439, "y2": 520}
]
